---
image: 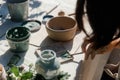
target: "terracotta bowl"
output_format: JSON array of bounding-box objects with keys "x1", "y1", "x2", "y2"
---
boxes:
[{"x1": 45, "y1": 16, "x2": 77, "y2": 41}]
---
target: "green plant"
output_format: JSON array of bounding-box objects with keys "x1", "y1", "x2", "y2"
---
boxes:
[
  {"x1": 7, "y1": 64, "x2": 34, "y2": 80},
  {"x1": 6, "y1": 64, "x2": 71, "y2": 80},
  {"x1": 57, "y1": 71, "x2": 71, "y2": 80}
]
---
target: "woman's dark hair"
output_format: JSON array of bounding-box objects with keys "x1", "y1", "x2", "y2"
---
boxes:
[{"x1": 75, "y1": 0, "x2": 120, "y2": 49}]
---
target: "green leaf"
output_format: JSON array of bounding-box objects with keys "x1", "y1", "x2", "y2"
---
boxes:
[
  {"x1": 57, "y1": 71, "x2": 71, "y2": 80},
  {"x1": 21, "y1": 72, "x2": 33, "y2": 80},
  {"x1": 10, "y1": 65, "x2": 19, "y2": 77}
]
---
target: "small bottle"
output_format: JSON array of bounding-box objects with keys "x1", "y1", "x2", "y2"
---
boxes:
[
  {"x1": 0, "y1": 64, "x2": 7, "y2": 80},
  {"x1": 35, "y1": 49, "x2": 60, "y2": 79}
]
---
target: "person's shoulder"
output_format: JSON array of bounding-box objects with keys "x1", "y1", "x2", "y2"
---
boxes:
[
  {"x1": 111, "y1": 38, "x2": 120, "y2": 49},
  {"x1": 95, "y1": 38, "x2": 120, "y2": 55}
]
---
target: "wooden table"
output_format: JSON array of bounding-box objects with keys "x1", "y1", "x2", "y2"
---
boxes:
[
  {"x1": 0, "y1": 0, "x2": 86, "y2": 80},
  {"x1": 1, "y1": 0, "x2": 115, "y2": 80}
]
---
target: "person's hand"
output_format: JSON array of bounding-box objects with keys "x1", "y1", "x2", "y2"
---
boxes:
[
  {"x1": 81, "y1": 38, "x2": 90, "y2": 53},
  {"x1": 0, "y1": 64, "x2": 7, "y2": 80},
  {"x1": 84, "y1": 43, "x2": 96, "y2": 60},
  {"x1": 81, "y1": 39, "x2": 97, "y2": 60},
  {"x1": 104, "y1": 63, "x2": 119, "y2": 73},
  {"x1": 104, "y1": 62, "x2": 120, "y2": 79}
]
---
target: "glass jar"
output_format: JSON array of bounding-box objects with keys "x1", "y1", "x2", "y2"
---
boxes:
[{"x1": 35, "y1": 49, "x2": 60, "y2": 79}]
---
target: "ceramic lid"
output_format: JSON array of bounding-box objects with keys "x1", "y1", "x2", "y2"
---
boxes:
[
  {"x1": 21, "y1": 20, "x2": 41, "y2": 32},
  {"x1": 42, "y1": 15, "x2": 54, "y2": 24}
]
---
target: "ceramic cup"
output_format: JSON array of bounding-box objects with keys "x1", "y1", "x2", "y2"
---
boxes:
[
  {"x1": 7, "y1": 0, "x2": 29, "y2": 22},
  {"x1": 45, "y1": 16, "x2": 77, "y2": 41},
  {"x1": 6, "y1": 27, "x2": 31, "y2": 52}
]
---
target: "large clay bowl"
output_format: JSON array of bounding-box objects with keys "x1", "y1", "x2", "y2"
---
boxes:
[{"x1": 45, "y1": 16, "x2": 77, "y2": 41}]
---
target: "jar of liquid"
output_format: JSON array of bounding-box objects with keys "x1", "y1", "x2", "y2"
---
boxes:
[{"x1": 35, "y1": 49, "x2": 60, "y2": 79}]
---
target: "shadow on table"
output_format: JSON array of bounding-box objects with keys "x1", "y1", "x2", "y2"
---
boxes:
[
  {"x1": 0, "y1": 1, "x2": 24, "y2": 40},
  {"x1": 74, "y1": 60, "x2": 84, "y2": 80},
  {"x1": 39, "y1": 36, "x2": 74, "y2": 54},
  {"x1": 0, "y1": 49, "x2": 14, "y2": 66},
  {"x1": 29, "y1": 0, "x2": 44, "y2": 19},
  {"x1": 0, "y1": 49, "x2": 27, "y2": 67},
  {"x1": 29, "y1": 0, "x2": 42, "y2": 9},
  {"x1": 0, "y1": 19, "x2": 22, "y2": 40},
  {"x1": 0, "y1": 2, "x2": 9, "y2": 22}
]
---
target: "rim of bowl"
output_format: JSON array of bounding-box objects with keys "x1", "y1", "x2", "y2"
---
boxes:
[
  {"x1": 46, "y1": 16, "x2": 77, "y2": 32},
  {"x1": 40, "y1": 49, "x2": 56, "y2": 61},
  {"x1": 6, "y1": 27, "x2": 31, "y2": 41}
]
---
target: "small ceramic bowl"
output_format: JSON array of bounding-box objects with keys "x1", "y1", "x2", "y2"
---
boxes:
[{"x1": 45, "y1": 16, "x2": 77, "y2": 41}]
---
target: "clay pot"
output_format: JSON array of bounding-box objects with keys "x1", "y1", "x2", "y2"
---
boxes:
[
  {"x1": 45, "y1": 16, "x2": 77, "y2": 41},
  {"x1": 6, "y1": 27, "x2": 31, "y2": 52},
  {"x1": 7, "y1": 0, "x2": 29, "y2": 22}
]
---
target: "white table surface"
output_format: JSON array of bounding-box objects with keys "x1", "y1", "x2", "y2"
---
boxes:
[{"x1": 0, "y1": 0, "x2": 86, "y2": 80}]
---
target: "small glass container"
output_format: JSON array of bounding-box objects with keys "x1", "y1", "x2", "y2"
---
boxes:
[{"x1": 35, "y1": 49, "x2": 60, "y2": 79}]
